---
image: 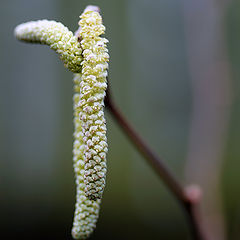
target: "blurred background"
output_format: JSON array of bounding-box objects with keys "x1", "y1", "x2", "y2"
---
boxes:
[{"x1": 1, "y1": 0, "x2": 240, "y2": 239}]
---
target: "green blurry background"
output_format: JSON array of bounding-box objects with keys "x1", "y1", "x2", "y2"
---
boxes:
[{"x1": 0, "y1": 0, "x2": 240, "y2": 239}]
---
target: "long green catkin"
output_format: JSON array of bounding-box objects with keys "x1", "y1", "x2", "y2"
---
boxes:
[
  {"x1": 78, "y1": 8, "x2": 109, "y2": 201},
  {"x1": 71, "y1": 73, "x2": 101, "y2": 239}
]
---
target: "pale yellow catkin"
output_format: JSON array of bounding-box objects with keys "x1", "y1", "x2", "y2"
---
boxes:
[
  {"x1": 78, "y1": 9, "x2": 109, "y2": 200},
  {"x1": 72, "y1": 73, "x2": 101, "y2": 239},
  {"x1": 14, "y1": 20, "x2": 82, "y2": 73}
]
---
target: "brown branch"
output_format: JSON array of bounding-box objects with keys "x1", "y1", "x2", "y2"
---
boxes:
[
  {"x1": 76, "y1": 5, "x2": 208, "y2": 239},
  {"x1": 105, "y1": 87, "x2": 209, "y2": 240}
]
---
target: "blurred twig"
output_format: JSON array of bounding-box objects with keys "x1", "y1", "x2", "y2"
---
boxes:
[
  {"x1": 105, "y1": 87, "x2": 208, "y2": 240},
  {"x1": 183, "y1": 1, "x2": 232, "y2": 239}
]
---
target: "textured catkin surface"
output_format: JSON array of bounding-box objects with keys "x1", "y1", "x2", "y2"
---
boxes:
[
  {"x1": 79, "y1": 10, "x2": 109, "y2": 200},
  {"x1": 14, "y1": 20, "x2": 82, "y2": 73},
  {"x1": 72, "y1": 73, "x2": 101, "y2": 240},
  {"x1": 14, "y1": 9, "x2": 109, "y2": 239}
]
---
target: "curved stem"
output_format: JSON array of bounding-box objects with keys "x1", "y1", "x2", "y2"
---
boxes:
[{"x1": 105, "y1": 88, "x2": 208, "y2": 240}]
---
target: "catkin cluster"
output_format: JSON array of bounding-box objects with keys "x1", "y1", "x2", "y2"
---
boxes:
[
  {"x1": 14, "y1": 6, "x2": 109, "y2": 239},
  {"x1": 14, "y1": 20, "x2": 82, "y2": 72},
  {"x1": 78, "y1": 10, "x2": 109, "y2": 200}
]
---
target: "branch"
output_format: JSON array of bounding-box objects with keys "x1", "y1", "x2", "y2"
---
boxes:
[
  {"x1": 105, "y1": 87, "x2": 208, "y2": 240},
  {"x1": 75, "y1": 6, "x2": 208, "y2": 239}
]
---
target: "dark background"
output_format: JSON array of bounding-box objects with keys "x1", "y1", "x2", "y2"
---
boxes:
[{"x1": 1, "y1": 0, "x2": 240, "y2": 239}]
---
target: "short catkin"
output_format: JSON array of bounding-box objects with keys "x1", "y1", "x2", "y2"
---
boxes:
[
  {"x1": 14, "y1": 20, "x2": 82, "y2": 73},
  {"x1": 78, "y1": 9, "x2": 109, "y2": 200}
]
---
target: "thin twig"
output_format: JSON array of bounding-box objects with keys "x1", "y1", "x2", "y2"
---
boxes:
[
  {"x1": 76, "y1": 6, "x2": 208, "y2": 239},
  {"x1": 105, "y1": 87, "x2": 208, "y2": 240}
]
